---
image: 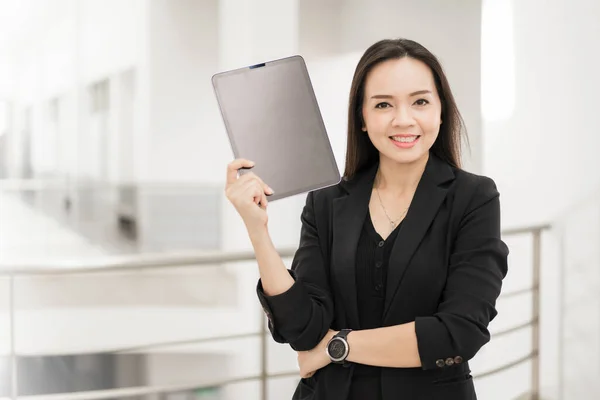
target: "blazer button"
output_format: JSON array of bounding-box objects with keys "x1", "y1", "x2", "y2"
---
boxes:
[
  {"x1": 435, "y1": 359, "x2": 445, "y2": 368},
  {"x1": 454, "y1": 356, "x2": 463, "y2": 364},
  {"x1": 445, "y1": 357, "x2": 455, "y2": 366}
]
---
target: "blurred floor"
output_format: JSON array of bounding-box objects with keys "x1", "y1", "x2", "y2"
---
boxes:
[{"x1": 0, "y1": 190, "x2": 108, "y2": 264}]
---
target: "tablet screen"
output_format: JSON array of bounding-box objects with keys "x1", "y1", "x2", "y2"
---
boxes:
[{"x1": 212, "y1": 55, "x2": 341, "y2": 201}]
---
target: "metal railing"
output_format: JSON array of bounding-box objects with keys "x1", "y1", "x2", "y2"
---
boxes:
[{"x1": 0, "y1": 224, "x2": 551, "y2": 400}]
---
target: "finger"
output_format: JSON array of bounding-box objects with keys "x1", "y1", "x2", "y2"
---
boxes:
[
  {"x1": 226, "y1": 159, "x2": 255, "y2": 185},
  {"x1": 235, "y1": 172, "x2": 258, "y2": 185},
  {"x1": 244, "y1": 180, "x2": 264, "y2": 206},
  {"x1": 239, "y1": 172, "x2": 274, "y2": 195},
  {"x1": 235, "y1": 180, "x2": 260, "y2": 206},
  {"x1": 235, "y1": 175, "x2": 272, "y2": 206},
  {"x1": 259, "y1": 187, "x2": 268, "y2": 208},
  {"x1": 226, "y1": 179, "x2": 259, "y2": 208}
]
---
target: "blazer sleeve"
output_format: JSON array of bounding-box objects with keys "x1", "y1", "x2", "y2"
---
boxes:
[
  {"x1": 255, "y1": 191, "x2": 334, "y2": 351},
  {"x1": 414, "y1": 176, "x2": 509, "y2": 370}
]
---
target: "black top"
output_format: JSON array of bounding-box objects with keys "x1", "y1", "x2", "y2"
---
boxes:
[
  {"x1": 256, "y1": 154, "x2": 509, "y2": 400},
  {"x1": 349, "y1": 212, "x2": 402, "y2": 400}
]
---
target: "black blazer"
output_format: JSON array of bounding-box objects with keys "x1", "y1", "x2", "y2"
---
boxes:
[{"x1": 257, "y1": 153, "x2": 509, "y2": 400}]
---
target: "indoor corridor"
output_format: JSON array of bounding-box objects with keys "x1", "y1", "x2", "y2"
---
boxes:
[{"x1": 1, "y1": 0, "x2": 600, "y2": 399}]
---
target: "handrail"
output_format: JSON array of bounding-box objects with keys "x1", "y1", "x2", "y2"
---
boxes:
[
  {"x1": 62, "y1": 313, "x2": 538, "y2": 357},
  {"x1": 492, "y1": 318, "x2": 539, "y2": 338},
  {"x1": 502, "y1": 223, "x2": 551, "y2": 236},
  {"x1": 0, "y1": 248, "x2": 298, "y2": 276},
  {"x1": 0, "y1": 178, "x2": 69, "y2": 191},
  {"x1": 0, "y1": 178, "x2": 222, "y2": 191},
  {"x1": 0, "y1": 355, "x2": 539, "y2": 400},
  {"x1": 474, "y1": 351, "x2": 538, "y2": 380},
  {"x1": 0, "y1": 224, "x2": 551, "y2": 276},
  {"x1": 1, "y1": 223, "x2": 551, "y2": 400},
  {"x1": 114, "y1": 332, "x2": 262, "y2": 354},
  {"x1": 501, "y1": 286, "x2": 538, "y2": 298}
]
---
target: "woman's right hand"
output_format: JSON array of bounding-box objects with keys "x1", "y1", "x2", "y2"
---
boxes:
[{"x1": 225, "y1": 159, "x2": 274, "y2": 231}]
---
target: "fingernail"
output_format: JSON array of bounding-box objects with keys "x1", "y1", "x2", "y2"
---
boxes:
[
  {"x1": 249, "y1": 161, "x2": 255, "y2": 166},
  {"x1": 267, "y1": 187, "x2": 274, "y2": 194}
]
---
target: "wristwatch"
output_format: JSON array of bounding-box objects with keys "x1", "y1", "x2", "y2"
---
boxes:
[{"x1": 326, "y1": 329, "x2": 352, "y2": 365}]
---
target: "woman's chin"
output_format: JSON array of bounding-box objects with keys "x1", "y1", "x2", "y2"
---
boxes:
[{"x1": 380, "y1": 148, "x2": 428, "y2": 166}]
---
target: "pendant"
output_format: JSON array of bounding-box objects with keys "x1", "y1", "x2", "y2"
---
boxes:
[{"x1": 390, "y1": 221, "x2": 395, "y2": 228}]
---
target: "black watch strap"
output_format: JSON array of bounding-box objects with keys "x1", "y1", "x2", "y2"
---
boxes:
[{"x1": 335, "y1": 329, "x2": 352, "y2": 340}]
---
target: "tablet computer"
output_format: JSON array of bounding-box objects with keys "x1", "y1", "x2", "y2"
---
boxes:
[{"x1": 212, "y1": 55, "x2": 341, "y2": 202}]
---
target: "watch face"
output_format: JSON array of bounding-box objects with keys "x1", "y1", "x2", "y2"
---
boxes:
[{"x1": 327, "y1": 338, "x2": 348, "y2": 361}]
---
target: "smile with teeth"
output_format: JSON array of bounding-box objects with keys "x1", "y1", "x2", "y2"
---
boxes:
[{"x1": 391, "y1": 136, "x2": 419, "y2": 143}]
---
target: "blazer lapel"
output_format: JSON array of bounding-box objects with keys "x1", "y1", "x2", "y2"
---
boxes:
[
  {"x1": 383, "y1": 154, "x2": 455, "y2": 319},
  {"x1": 331, "y1": 163, "x2": 378, "y2": 330}
]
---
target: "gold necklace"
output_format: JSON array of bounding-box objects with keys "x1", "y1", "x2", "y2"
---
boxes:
[{"x1": 375, "y1": 186, "x2": 408, "y2": 229}]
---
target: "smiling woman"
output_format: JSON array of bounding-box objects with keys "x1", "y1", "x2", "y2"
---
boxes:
[{"x1": 225, "y1": 38, "x2": 509, "y2": 400}]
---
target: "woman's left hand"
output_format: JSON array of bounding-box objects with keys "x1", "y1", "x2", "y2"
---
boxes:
[{"x1": 297, "y1": 330, "x2": 337, "y2": 378}]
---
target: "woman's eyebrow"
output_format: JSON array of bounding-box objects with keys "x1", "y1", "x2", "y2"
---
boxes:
[
  {"x1": 370, "y1": 90, "x2": 432, "y2": 100},
  {"x1": 409, "y1": 90, "x2": 432, "y2": 96},
  {"x1": 370, "y1": 94, "x2": 394, "y2": 100}
]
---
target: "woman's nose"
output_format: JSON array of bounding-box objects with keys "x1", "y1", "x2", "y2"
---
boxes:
[{"x1": 392, "y1": 106, "x2": 415, "y2": 127}]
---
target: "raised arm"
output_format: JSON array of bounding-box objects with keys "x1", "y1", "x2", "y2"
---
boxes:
[
  {"x1": 224, "y1": 158, "x2": 334, "y2": 351},
  {"x1": 254, "y1": 190, "x2": 334, "y2": 351}
]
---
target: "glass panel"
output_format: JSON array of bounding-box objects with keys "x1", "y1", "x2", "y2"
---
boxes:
[{"x1": 560, "y1": 202, "x2": 600, "y2": 397}]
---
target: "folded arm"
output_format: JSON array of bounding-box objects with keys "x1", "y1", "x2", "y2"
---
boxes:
[{"x1": 340, "y1": 178, "x2": 509, "y2": 369}]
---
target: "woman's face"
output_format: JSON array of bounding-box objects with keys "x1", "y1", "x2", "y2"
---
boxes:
[{"x1": 361, "y1": 57, "x2": 442, "y2": 166}]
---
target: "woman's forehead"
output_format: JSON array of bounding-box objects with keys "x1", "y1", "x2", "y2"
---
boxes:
[{"x1": 364, "y1": 58, "x2": 436, "y2": 95}]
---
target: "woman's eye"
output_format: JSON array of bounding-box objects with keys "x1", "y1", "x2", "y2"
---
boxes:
[
  {"x1": 375, "y1": 102, "x2": 391, "y2": 109},
  {"x1": 414, "y1": 99, "x2": 429, "y2": 106}
]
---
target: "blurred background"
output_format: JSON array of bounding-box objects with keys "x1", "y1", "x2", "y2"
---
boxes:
[{"x1": 0, "y1": 0, "x2": 598, "y2": 399}]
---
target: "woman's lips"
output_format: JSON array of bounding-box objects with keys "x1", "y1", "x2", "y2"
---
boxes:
[{"x1": 389, "y1": 135, "x2": 420, "y2": 149}]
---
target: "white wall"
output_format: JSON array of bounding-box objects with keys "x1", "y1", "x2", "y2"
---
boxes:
[
  {"x1": 484, "y1": 0, "x2": 600, "y2": 228},
  {"x1": 142, "y1": 0, "x2": 224, "y2": 184},
  {"x1": 556, "y1": 196, "x2": 600, "y2": 398},
  {"x1": 482, "y1": 0, "x2": 600, "y2": 398},
  {"x1": 2, "y1": 0, "x2": 147, "y2": 181},
  {"x1": 0, "y1": 49, "x2": 15, "y2": 100}
]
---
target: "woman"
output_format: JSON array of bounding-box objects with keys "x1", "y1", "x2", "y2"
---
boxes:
[{"x1": 225, "y1": 38, "x2": 509, "y2": 400}]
